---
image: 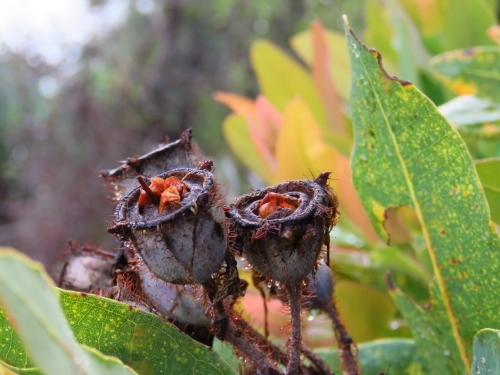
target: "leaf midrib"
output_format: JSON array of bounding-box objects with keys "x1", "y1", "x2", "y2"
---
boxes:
[{"x1": 358, "y1": 49, "x2": 471, "y2": 371}]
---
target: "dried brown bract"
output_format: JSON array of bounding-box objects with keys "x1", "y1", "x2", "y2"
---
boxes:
[{"x1": 100, "y1": 129, "x2": 202, "y2": 200}]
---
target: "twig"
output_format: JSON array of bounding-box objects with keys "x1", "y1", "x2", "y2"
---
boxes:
[
  {"x1": 224, "y1": 320, "x2": 280, "y2": 375},
  {"x1": 301, "y1": 344, "x2": 333, "y2": 375},
  {"x1": 232, "y1": 313, "x2": 288, "y2": 366},
  {"x1": 287, "y1": 285, "x2": 303, "y2": 375},
  {"x1": 323, "y1": 296, "x2": 359, "y2": 375}
]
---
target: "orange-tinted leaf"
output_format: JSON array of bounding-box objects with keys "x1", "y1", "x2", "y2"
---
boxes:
[
  {"x1": 250, "y1": 39, "x2": 327, "y2": 131},
  {"x1": 276, "y1": 98, "x2": 337, "y2": 183},
  {"x1": 247, "y1": 116, "x2": 276, "y2": 172},
  {"x1": 213, "y1": 92, "x2": 256, "y2": 118},
  {"x1": 222, "y1": 114, "x2": 276, "y2": 184},
  {"x1": 255, "y1": 95, "x2": 283, "y2": 154},
  {"x1": 487, "y1": 25, "x2": 500, "y2": 45},
  {"x1": 290, "y1": 28, "x2": 351, "y2": 101},
  {"x1": 336, "y1": 155, "x2": 380, "y2": 242},
  {"x1": 311, "y1": 20, "x2": 347, "y2": 136}
]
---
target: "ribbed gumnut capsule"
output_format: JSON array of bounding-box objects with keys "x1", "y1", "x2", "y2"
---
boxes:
[
  {"x1": 228, "y1": 173, "x2": 339, "y2": 285},
  {"x1": 108, "y1": 167, "x2": 226, "y2": 284}
]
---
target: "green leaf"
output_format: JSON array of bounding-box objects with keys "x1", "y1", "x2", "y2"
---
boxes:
[
  {"x1": 316, "y1": 338, "x2": 417, "y2": 374},
  {"x1": 0, "y1": 290, "x2": 237, "y2": 375},
  {"x1": 471, "y1": 328, "x2": 500, "y2": 374},
  {"x1": 475, "y1": 158, "x2": 500, "y2": 224},
  {"x1": 250, "y1": 39, "x2": 327, "y2": 131},
  {"x1": 331, "y1": 247, "x2": 430, "y2": 301},
  {"x1": 430, "y1": 47, "x2": 500, "y2": 102},
  {"x1": 61, "y1": 292, "x2": 237, "y2": 375},
  {"x1": 442, "y1": 0, "x2": 497, "y2": 51},
  {"x1": 334, "y1": 281, "x2": 397, "y2": 343},
  {"x1": 344, "y1": 17, "x2": 500, "y2": 375},
  {"x1": 0, "y1": 251, "x2": 236, "y2": 375},
  {"x1": 0, "y1": 248, "x2": 137, "y2": 375},
  {"x1": 364, "y1": 0, "x2": 398, "y2": 66}
]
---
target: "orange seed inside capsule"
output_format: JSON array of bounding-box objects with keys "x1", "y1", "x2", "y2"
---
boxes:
[
  {"x1": 138, "y1": 176, "x2": 189, "y2": 213},
  {"x1": 257, "y1": 192, "x2": 300, "y2": 218}
]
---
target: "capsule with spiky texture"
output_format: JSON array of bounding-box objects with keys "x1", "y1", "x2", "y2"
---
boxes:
[
  {"x1": 108, "y1": 167, "x2": 227, "y2": 285},
  {"x1": 228, "y1": 173, "x2": 339, "y2": 285}
]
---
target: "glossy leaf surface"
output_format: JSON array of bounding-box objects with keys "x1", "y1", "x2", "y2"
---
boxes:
[{"x1": 345, "y1": 17, "x2": 500, "y2": 374}]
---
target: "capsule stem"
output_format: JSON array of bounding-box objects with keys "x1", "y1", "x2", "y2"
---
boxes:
[
  {"x1": 287, "y1": 285, "x2": 303, "y2": 375},
  {"x1": 323, "y1": 295, "x2": 360, "y2": 375},
  {"x1": 137, "y1": 176, "x2": 159, "y2": 205}
]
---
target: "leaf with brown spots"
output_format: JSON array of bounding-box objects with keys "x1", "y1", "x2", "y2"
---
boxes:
[{"x1": 345, "y1": 16, "x2": 500, "y2": 375}]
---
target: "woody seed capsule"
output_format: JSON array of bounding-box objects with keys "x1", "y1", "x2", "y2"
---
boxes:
[
  {"x1": 108, "y1": 167, "x2": 227, "y2": 284},
  {"x1": 228, "y1": 174, "x2": 339, "y2": 285}
]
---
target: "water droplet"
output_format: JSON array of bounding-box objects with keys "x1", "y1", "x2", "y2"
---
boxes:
[
  {"x1": 390, "y1": 320, "x2": 400, "y2": 330},
  {"x1": 444, "y1": 350, "x2": 450, "y2": 356},
  {"x1": 480, "y1": 356, "x2": 486, "y2": 363},
  {"x1": 359, "y1": 154, "x2": 367, "y2": 161}
]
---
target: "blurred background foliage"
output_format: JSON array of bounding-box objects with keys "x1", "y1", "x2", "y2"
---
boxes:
[
  {"x1": 0, "y1": 0, "x2": 363, "y2": 266},
  {"x1": 1, "y1": 0, "x2": 500, "y2": 353}
]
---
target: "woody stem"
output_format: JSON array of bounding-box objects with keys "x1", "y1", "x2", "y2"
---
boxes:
[{"x1": 287, "y1": 284, "x2": 303, "y2": 375}]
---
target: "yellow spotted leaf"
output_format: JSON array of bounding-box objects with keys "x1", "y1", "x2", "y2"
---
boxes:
[{"x1": 345, "y1": 17, "x2": 500, "y2": 375}]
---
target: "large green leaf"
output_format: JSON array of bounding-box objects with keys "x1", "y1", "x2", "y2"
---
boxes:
[
  {"x1": 471, "y1": 328, "x2": 500, "y2": 374},
  {"x1": 344, "y1": 17, "x2": 500, "y2": 375},
  {"x1": 475, "y1": 158, "x2": 500, "y2": 225},
  {"x1": 0, "y1": 291, "x2": 237, "y2": 375},
  {"x1": 0, "y1": 251, "x2": 237, "y2": 375},
  {"x1": 316, "y1": 338, "x2": 417, "y2": 374},
  {"x1": 430, "y1": 47, "x2": 500, "y2": 102},
  {"x1": 0, "y1": 249, "x2": 137, "y2": 375}
]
